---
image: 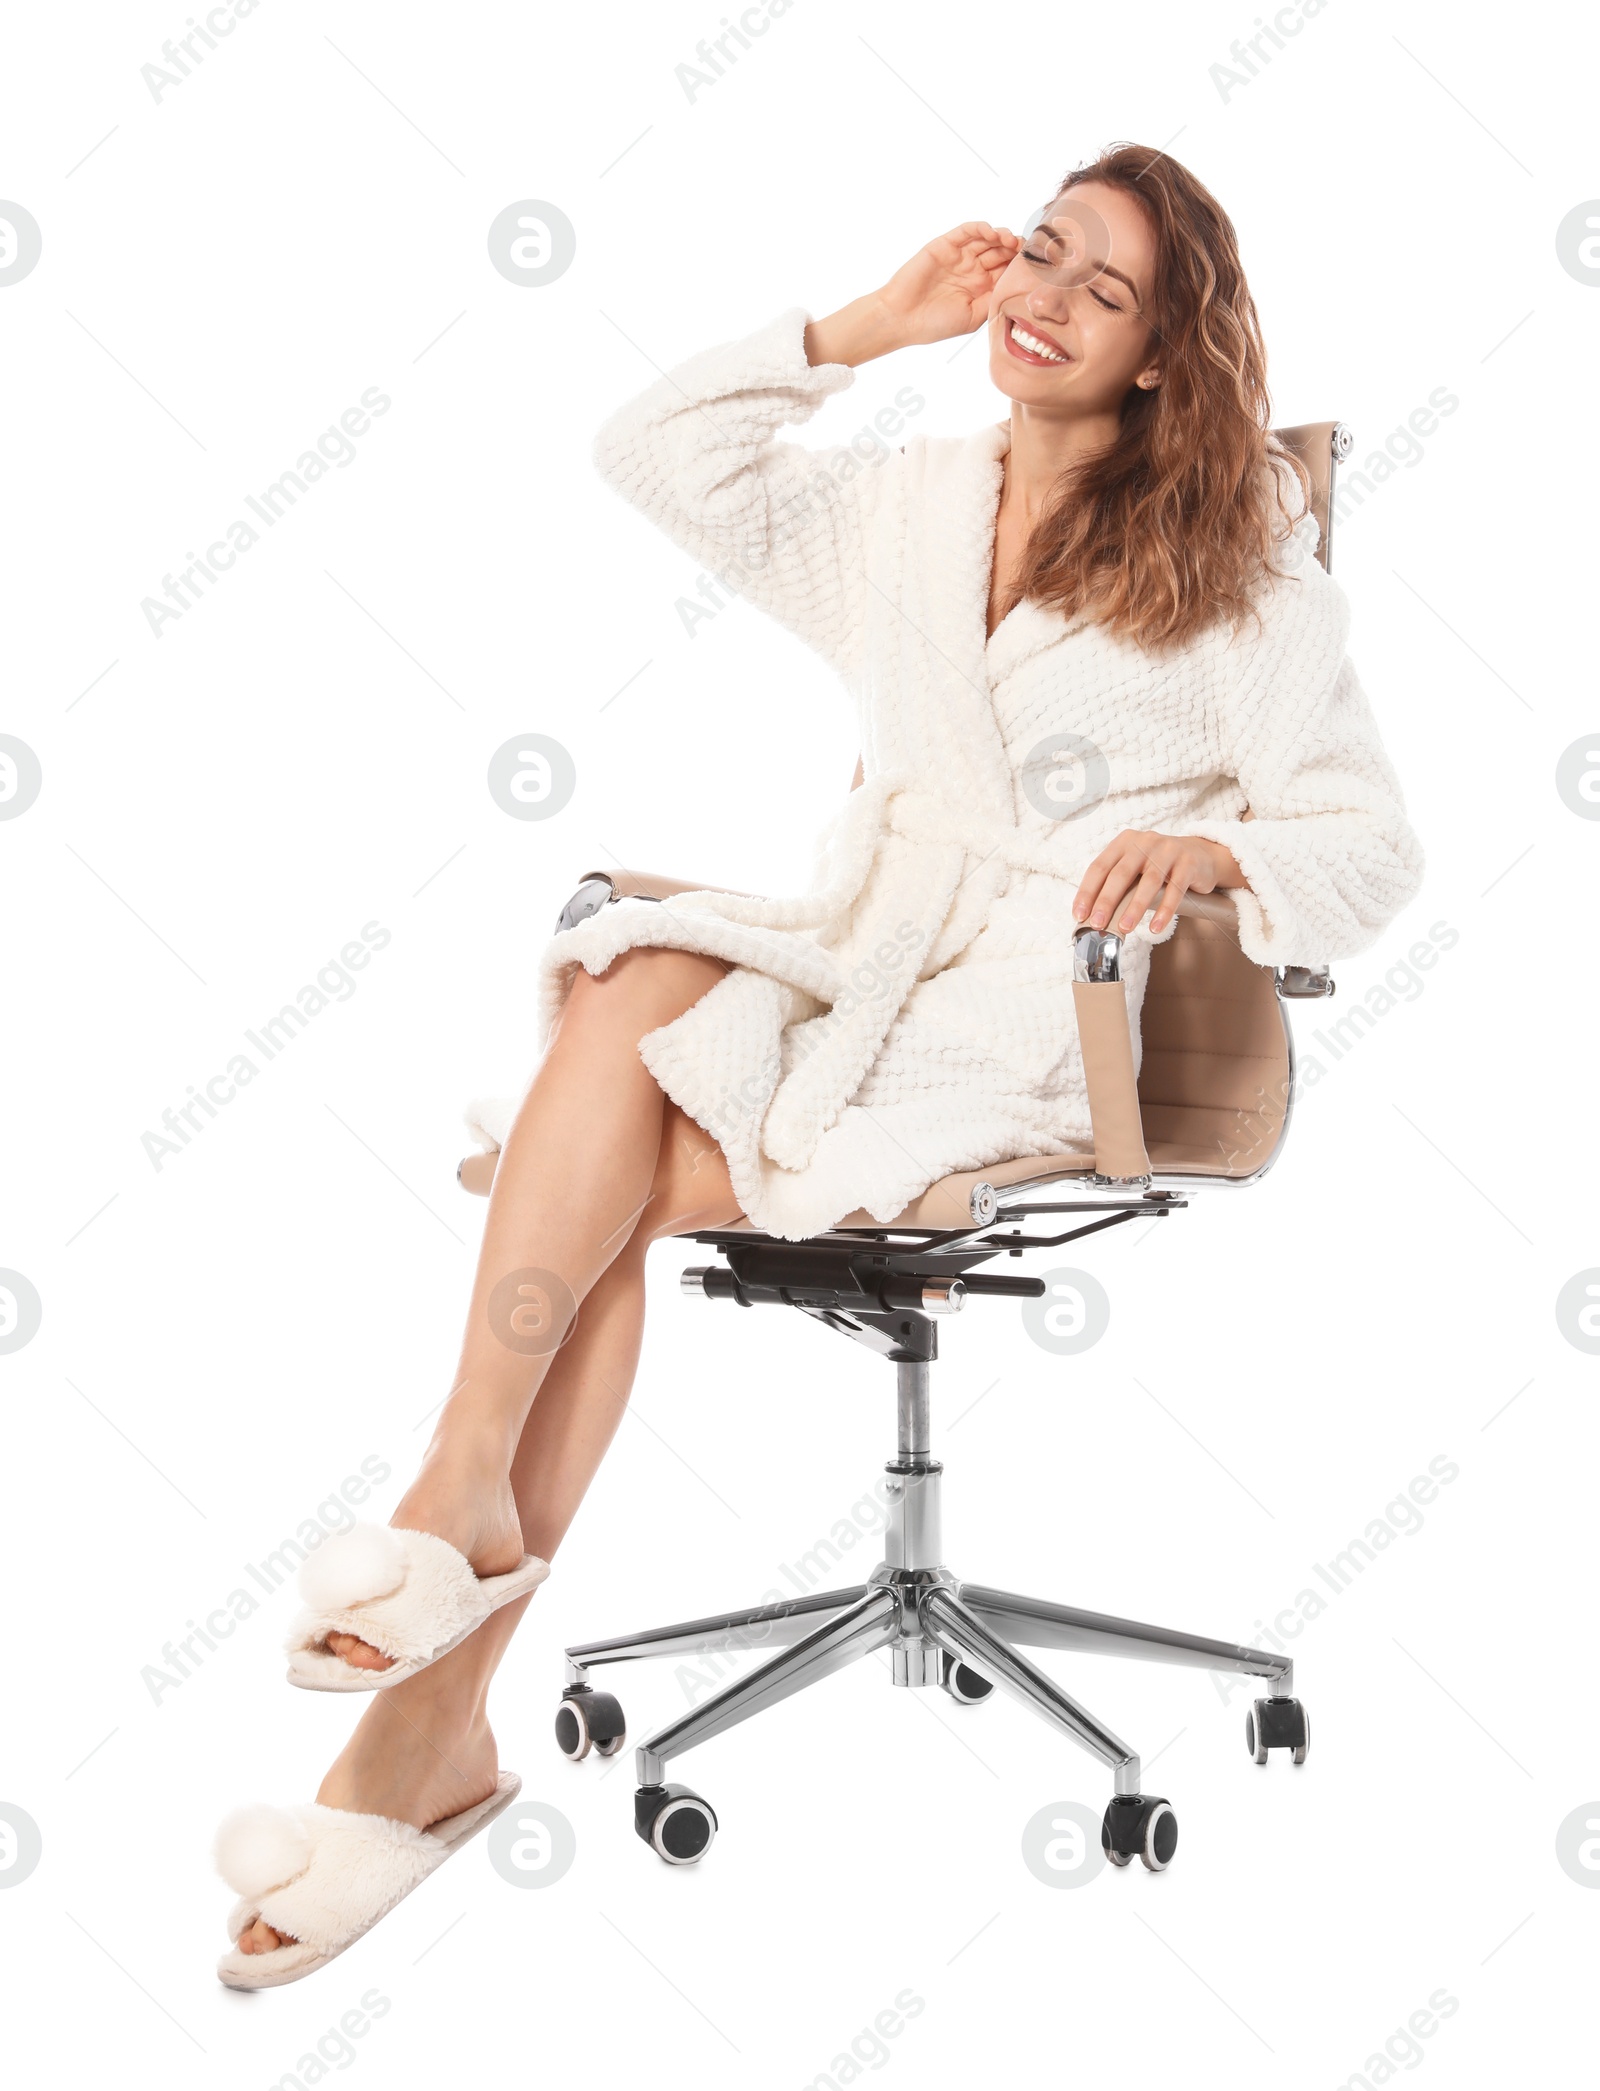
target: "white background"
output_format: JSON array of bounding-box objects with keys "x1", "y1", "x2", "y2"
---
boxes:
[{"x1": 3, "y1": 0, "x2": 1597, "y2": 2083}]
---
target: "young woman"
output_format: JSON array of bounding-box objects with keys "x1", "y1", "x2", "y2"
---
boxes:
[{"x1": 215, "y1": 143, "x2": 1422, "y2": 1982}]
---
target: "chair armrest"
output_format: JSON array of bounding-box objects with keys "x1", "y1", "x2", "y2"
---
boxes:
[
  {"x1": 1166, "y1": 889, "x2": 1236, "y2": 928},
  {"x1": 458, "y1": 1149, "x2": 498, "y2": 1196},
  {"x1": 1160, "y1": 890, "x2": 1335, "y2": 995},
  {"x1": 1070, "y1": 891, "x2": 1333, "y2": 1183},
  {"x1": 581, "y1": 866, "x2": 752, "y2": 902},
  {"x1": 1071, "y1": 894, "x2": 1243, "y2": 1185},
  {"x1": 1070, "y1": 927, "x2": 1152, "y2": 1184},
  {"x1": 556, "y1": 866, "x2": 758, "y2": 933}
]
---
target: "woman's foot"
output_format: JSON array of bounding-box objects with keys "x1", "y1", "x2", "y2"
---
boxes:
[
  {"x1": 235, "y1": 1671, "x2": 501, "y2": 1956},
  {"x1": 323, "y1": 1435, "x2": 527, "y2": 1675}
]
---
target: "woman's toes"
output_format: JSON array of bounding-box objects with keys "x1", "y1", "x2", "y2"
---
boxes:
[
  {"x1": 238, "y1": 1917, "x2": 288, "y2": 1954},
  {"x1": 324, "y1": 1631, "x2": 394, "y2": 1672}
]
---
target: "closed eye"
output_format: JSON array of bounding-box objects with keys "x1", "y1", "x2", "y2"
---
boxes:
[{"x1": 1021, "y1": 252, "x2": 1124, "y2": 315}]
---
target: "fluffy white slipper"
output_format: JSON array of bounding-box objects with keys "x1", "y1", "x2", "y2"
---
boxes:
[
  {"x1": 215, "y1": 1772, "x2": 522, "y2": 1989},
  {"x1": 285, "y1": 1523, "x2": 550, "y2": 1691}
]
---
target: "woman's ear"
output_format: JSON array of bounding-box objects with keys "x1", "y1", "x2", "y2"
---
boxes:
[{"x1": 1136, "y1": 367, "x2": 1161, "y2": 391}]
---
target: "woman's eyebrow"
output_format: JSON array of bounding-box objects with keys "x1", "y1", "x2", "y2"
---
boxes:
[{"x1": 1086, "y1": 263, "x2": 1138, "y2": 299}]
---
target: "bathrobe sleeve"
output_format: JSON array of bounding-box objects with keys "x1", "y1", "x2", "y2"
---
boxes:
[
  {"x1": 591, "y1": 305, "x2": 871, "y2": 680},
  {"x1": 1182, "y1": 522, "x2": 1426, "y2": 966}
]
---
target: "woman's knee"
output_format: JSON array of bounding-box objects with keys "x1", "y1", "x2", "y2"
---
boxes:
[{"x1": 558, "y1": 947, "x2": 728, "y2": 1043}]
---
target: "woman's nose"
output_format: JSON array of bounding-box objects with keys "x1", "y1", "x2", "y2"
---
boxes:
[{"x1": 1025, "y1": 282, "x2": 1073, "y2": 324}]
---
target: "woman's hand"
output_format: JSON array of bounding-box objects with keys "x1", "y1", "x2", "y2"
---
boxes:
[
  {"x1": 804, "y1": 223, "x2": 1020, "y2": 368},
  {"x1": 878, "y1": 221, "x2": 1021, "y2": 343},
  {"x1": 1074, "y1": 832, "x2": 1247, "y2": 937}
]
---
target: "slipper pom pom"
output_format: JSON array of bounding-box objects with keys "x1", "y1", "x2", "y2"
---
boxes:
[
  {"x1": 298, "y1": 1523, "x2": 405, "y2": 1610},
  {"x1": 214, "y1": 1805, "x2": 313, "y2": 1898}
]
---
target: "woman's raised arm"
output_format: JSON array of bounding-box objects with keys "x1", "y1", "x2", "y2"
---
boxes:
[{"x1": 591, "y1": 226, "x2": 1018, "y2": 679}]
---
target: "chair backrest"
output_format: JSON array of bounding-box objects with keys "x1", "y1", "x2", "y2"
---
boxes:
[
  {"x1": 1137, "y1": 419, "x2": 1349, "y2": 1182},
  {"x1": 1269, "y1": 420, "x2": 1351, "y2": 576}
]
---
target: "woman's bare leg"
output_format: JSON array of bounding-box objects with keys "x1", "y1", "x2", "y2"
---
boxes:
[
  {"x1": 236, "y1": 984, "x2": 743, "y2": 1954},
  {"x1": 506, "y1": 1094, "x2": 737, "y2": 1555},
  {"x1": 325, "y1": 946, "x2": 736, "y2": 1675}
]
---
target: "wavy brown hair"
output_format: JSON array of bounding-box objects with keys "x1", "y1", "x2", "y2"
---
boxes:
[{"x1": 1004, "y1": 142, "x2": 1311, "y2": 654}]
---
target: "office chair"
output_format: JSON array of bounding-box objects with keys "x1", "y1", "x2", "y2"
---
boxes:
[{"x1": 461, "y1": 422, "x2": 1353, "y2": 1875}]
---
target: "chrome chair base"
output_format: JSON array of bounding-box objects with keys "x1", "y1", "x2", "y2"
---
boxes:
[{"x1": 559, "y1": 1362, "x2": 1308, "y2": 1872}]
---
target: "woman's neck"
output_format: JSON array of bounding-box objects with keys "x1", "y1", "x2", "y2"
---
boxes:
[{"x1": 1002, "y1": 401, "x2": 1124, "y2": 519}]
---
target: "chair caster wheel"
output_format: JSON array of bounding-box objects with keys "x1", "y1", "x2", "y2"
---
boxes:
[
  {"x1": 942, "y1": 1659, "x2": 995, "y2": 1706},
  {"x1": 635, "y1": 1784, "x2": 717, "y2": 1866},
  {"x1": 555, "y1": 1687, "x2": 626, "y2": 1762},
  {"x1": 1102, "y1": 1794, "x2": 1178, "y2": 1873},
  {"x1": 1245, "y1": 1696, "x2": 1309, "y2": 1766}
]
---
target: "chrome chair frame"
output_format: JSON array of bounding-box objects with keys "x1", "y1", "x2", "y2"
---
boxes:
[{"x1": 554, "y1": 1177, "x2": 1303, "y2": 1870}]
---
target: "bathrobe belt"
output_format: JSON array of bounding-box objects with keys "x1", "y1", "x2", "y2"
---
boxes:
[{"x1": 884, "y1": 787, "x2": 1091, "y2": 891}]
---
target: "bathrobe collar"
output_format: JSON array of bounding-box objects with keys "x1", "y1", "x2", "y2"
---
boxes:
[
  {"x1": 978, "y1": 422, "x2": 1094, "y2": 681},
  {"x1": 897, "y1": 420, "x2": 1092, "y2": 817}
]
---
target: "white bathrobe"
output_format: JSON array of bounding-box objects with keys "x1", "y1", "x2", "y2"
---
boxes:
[{"x1": 469, "y1": 307, "x2": 1424, "y2": 1240}]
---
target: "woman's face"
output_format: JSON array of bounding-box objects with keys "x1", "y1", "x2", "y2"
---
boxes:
[{"x1": 986, "y1": 180, "x2": 1162, "y2": 416}]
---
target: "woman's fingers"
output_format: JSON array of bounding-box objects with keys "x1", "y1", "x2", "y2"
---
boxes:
[
  {"x1": 1076, "y1": 836, "x2": 1236, "y2": 936},
  {"x1": 1077, "y1": 834, "x2": 1174, "y2": 932},
  {"x1": 1073, "y1": 837, "x2": 1130, "y2": 921},
  {"x1": 978, "y1": 230, "x2": 1021, "y2": 266},
  {"x1": 890, "y1": 226, "x2": 1021, "y2": 340},
  {"x1": 890, "y1": 225, "x2": 1016, "y2": 336},
  {"x1": 1116, "y1": 855, "x2": 1175, "y2": 934},
  {"x1": 941, "y1": 223, "x2": 1019, "y2": 272},
  {"x1": 1072, "y1": 863, "x2": 1111, "y2": 926},
  {"x1": 931, "y1": 222, "x2": 997, "y2": 265},
  {"x1": 1146, "y1": 868, "x2": 1194, "y2": 934},
  {"x1": 1080, "y1": 847, "x2": 1145, "y2": 929},
  {"x1": 1078, "y1": 832, "x2": 1213, "y2": 932}
]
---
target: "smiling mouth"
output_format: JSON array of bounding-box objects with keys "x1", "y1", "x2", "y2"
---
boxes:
[{"x1": 1002, "y1": 313, "x2": 1071, "y2": 367}]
